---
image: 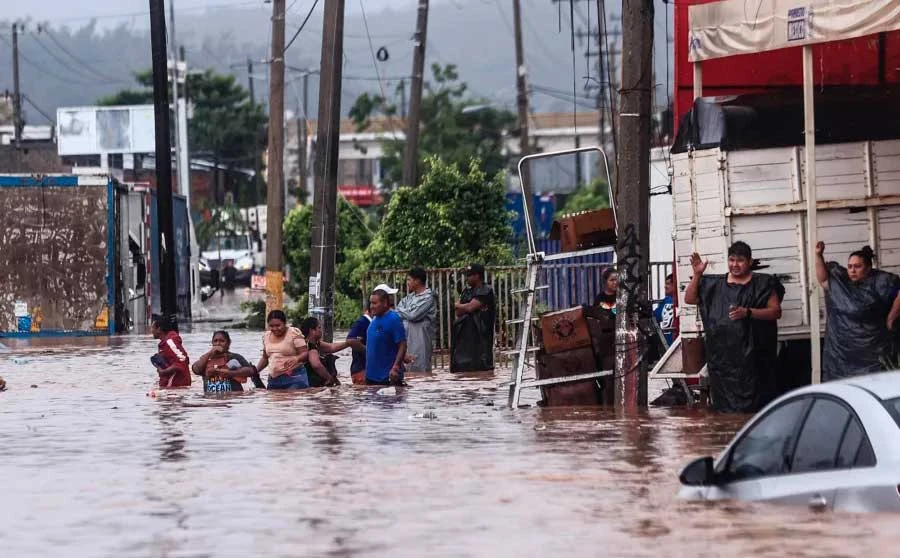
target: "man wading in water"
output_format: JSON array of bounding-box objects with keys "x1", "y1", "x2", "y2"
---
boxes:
[{"x1": 684, "y1": 241, "x2": 784, "y2": 413}]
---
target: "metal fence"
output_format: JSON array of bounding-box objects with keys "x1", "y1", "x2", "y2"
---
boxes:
[{"x1": 363, "y1": 260, "x2": 674, "y2": 369}]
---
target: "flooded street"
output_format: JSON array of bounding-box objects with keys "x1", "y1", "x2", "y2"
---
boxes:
[{"x1": 1, "y1": 324, "x2": 898, "y2": 557}]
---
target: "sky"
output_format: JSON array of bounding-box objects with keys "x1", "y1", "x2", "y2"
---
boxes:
[{"x1": 6, "y1": 0, "x2": 415, "y2": 27}]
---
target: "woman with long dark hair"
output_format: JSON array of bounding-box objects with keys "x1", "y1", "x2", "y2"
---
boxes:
[
  {"x1": 816, "y1": 243, "x2": 900, "y2": 380},
  {"x1": 256, "y1": 310, "x2": 310, "y2": 389}
]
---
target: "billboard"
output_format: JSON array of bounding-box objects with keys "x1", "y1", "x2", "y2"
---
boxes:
[{"x1": 57, "y1": 105, "x2": 156, "y2": 156}]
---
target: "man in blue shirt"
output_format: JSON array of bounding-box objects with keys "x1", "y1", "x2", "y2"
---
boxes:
[
  {"x1": 654, "y1": 273, "x2": 676, "y2": 346},
  {"x1": 366, "y1": 289, "x2": 407, "y2": 385},
  {"x1": 346, "y1": 300, "x2": 372, "y2": 384}
]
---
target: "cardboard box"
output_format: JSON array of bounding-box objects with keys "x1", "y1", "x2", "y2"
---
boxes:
[
  {"x1": 540, "y1": 307, "x2": 593, "y2": 355},
  {"x1": 536, "y1": 346, "x2": 602, "y2": 406},
  {"x1": 550, "y1": 209, "x2": 617, "y2": 253}
]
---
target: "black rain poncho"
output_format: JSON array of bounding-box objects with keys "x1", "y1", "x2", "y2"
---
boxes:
[
  {"x1": 450, "y1": 285, "x2": 496, "y2": 372},
  {"x1": 823, "y1": 262, "x2": 900, "y2": 381},
  {"x1": 698, "y1": 273, "x2": 784, "y2": 414}
]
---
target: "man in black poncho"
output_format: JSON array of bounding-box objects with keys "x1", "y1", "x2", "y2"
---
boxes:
[
  {"x1": 684, "y1": 241, "x2": 785, "y2": 413},
  {"x1": 450, "y1": 264, "x2": 496, "y2": 373}
]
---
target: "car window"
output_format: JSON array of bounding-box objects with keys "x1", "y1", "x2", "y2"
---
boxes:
[
  {"x1": 884, "y1": 397, "x2": 900, "y2": 428},
  {"x1": 836, "y1": 418, "x2": 864, "y2": 468},
  {"x1": 792, "y1": 398, "x2": 850, "y2": 473},
  {"x1": 855, "y1": 437, "x2": 876, "y2": 467},
  {"x1": 725, "y1": 398, "x2": 810, "y2": 481}
]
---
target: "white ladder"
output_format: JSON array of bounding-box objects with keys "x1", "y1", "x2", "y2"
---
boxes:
[{"x1": 506, "y1": 248, "x2": 616, "y2": 408}]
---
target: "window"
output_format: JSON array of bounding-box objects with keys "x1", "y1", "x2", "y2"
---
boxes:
[
  {"x1": 836, "y1": 418, "x2": 864, "y2": 469},
  {"x1": 792, "y1": 398, "x2": 850, "y2": 473},
  {"x1": 725, "y1": 398, "x2": 810, "y2": 481},
  {"x1": 884, "y1": 397, "x2": 900, "y2": 428}
]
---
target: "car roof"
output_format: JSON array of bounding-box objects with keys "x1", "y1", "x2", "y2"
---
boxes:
[{"x1": 837, "y1": 370, "x2": 900, "y2": 400}]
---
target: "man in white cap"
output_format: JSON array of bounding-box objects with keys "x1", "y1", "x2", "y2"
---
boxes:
[
  {"x1": 372, "y1": 283, "x2": 398, "y2": 307},
  {"x1": 366, "y1": 285, "x2": 407, "y2": 385}
]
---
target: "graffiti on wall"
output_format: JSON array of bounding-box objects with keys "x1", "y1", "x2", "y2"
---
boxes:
[{"x1": 0, "y1": 185, "x2": 109, "y2": 331}]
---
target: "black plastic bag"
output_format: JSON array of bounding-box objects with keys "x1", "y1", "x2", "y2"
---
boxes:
[
  {"x1": 823, "y1": 263, "x2": 900, "y2": 381},
  {"x1": 698, "y1": 273, "x2": 784, "y2": 413}
]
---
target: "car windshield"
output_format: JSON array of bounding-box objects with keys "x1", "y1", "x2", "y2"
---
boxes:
[
  {"x1": 205, "y1": 235, "x2": 249, "y2": 251},
  {"x1": 884, "y1": 397, "x2": 900, "y2": 428}
]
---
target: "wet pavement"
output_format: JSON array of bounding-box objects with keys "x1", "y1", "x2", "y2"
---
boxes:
[{"x1": 1, "y1": 323, "x2": 898, "y2": 557}]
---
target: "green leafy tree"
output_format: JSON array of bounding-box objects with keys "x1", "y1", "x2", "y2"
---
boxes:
[
  {"x1": 99, "y1": 69, "x2": 267, "y2": 208},
  {"x1": 282, "y1": 196, "x2": 374, "y2": 301},
  {"x1": 349, "y1": 63, "x2": 516, "y2": 188},
  {"x1": 555, "y1": 177, "x2": 611, "y2": 219},
  {"x1": 365, "y1": 155, "x2": 514, "y2": 269}
]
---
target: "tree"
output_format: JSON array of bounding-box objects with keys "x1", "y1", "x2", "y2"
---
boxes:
[
  {"x1": 282, "y1": 196, "x2": 374, "y2": 299},
  {"x1": 365, "y1": 155, "x2": 514, "y2": 269},
  {"x1": 349, "y1": 63, "x2": 516, "y2": 188},
  {"x1": 555, "y1": 177, "x2": 611, "y2": 219},
  {"x1": 99, "y1": 69, "x2": 267, "y2": 207}
]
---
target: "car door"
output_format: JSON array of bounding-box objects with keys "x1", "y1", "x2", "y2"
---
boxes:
[
  {"x1": 762, "y1": 396, "x2": 855, "y2": 510},
  {"x1": 705, "y1": 397, "x2": 812, "y2": 502}
]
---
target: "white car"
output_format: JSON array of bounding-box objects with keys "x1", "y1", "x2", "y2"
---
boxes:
[{"x1": 679, "y1": 371, "x2": 900, "y2": 513}]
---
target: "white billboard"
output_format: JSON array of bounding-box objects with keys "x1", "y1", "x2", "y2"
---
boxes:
[{"x1": 57, "y1": 105, "x2": 157, "y2": 156}]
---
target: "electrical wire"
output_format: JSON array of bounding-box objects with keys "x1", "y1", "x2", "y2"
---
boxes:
[
  {"x1": 42, "y1": 28, "x2": 130, "y2": 83},
  {"x1": 358, "y1": 0, "x2": 398, "y2": 139},
  {"x1": 28, "y1": 32, "x2": 117, "y2": 85},
  {"x1": 22, "y1": 94, "x2": 54, "y2": 123},
  {"x1": 0, "y1": 35, "x2": 95, "y2": 85},
  {"x1": 284, "y1": 0, "x2": 320, "y2": 54}
]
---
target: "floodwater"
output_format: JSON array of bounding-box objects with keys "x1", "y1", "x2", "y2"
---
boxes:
[{"x1": 1, "y1": 328, "x2": 898, "y2": 557}]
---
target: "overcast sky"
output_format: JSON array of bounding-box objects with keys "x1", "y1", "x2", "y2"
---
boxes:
[{"x1": 6, "y1": 0, "x2": 415, "y2": 28}]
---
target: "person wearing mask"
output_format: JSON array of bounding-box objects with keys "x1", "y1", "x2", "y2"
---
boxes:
[
  {"x1": 257, "y1": 310, "x2": 309, "y2": 390},
  {"x1": 346, "y1": 300, "x2": 373, "y2": 384},
  {"x1": 150, "y1": 314, "x2": 191, "y2": 388},
  {"x1": 816, "y1": 243, "x2": 900, "y2": 381},
  {"x1": 298, "y1": 316, "x2": 363, "y2": 387},
  {"x1": 654, "y1": 273, "x2": 677, "y2": 346},
  {"x1": 684, "y1": 241, "x2": 784, "y2": 413},
  {"x1": 396, "y1": 267, "x2": 437, "y2": 373},
  {"x1": 366, "y1": 289, "x2": 408, "y2": 386},
  {"x1": 451, "y1": 264, "x2": 496, "y2": 373},
  {"x1": 191, "y1": 330, "x2": 262, "y2": 393},
  {"x1": 593, "y1": 267, "x2": 618, "y2": 313}
]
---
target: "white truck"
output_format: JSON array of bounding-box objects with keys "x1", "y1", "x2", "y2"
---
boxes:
[
  {"x1": 655, "y1": 138, "x2": 900, "y2": 381},
  {"x1": 200, "y1": 231, "x2": 263, "y2": 287}
]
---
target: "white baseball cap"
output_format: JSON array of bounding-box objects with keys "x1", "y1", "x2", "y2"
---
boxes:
[{"x1": 372, "y1": 283, "x2": 398, "y2": 294}]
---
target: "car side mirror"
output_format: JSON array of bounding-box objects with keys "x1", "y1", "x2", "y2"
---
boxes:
[{"x1": 679, "y1": 456, "x2": 717, "y2": 486}]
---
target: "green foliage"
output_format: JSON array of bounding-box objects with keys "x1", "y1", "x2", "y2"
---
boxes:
[
  {"x1": 282, "y1": 197, "x2": 374, "y2": 301},
  {"x1": 195, "y1": 199, "x2": 248, "y2": 251},
  {"x1": 286, "y1": 291, "x2": 363, "y2": 330},
  {"x1": 349, "y1": 63, "x2": 516, "y2": 188},
  {"x1": 99, "y1": 68, "x2": 267, "y2": 207},
  {"x1": 556, "y1": 177, "x2": 611, "y2": 219},
  {"x1": 365, "y1": 156, "x2": 514, "y2": 269},
  {"x1": 240, "y1": 299, "x2": 266, "y2": 330}
]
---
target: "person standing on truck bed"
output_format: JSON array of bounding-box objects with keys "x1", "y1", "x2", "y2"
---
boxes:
[
  {"x1": 684, "y1": 241, "x2": 784, "y2": 413},
  {"x1": 815, "y1": 242, "x2": 900, "y2": 381}
]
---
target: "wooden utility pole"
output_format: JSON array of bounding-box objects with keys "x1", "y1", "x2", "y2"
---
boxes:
[
  {"x1": 265, "y1": 0, "x2": 287, "y2": 315},
  {"x1": 399, "y1": 78, "x2": 407, "y2": 119},
  {"x1": 402, "y1": 0, "x2": 429, "y2": 188},
  {"x1": 298, "y1": 72, "x2": 309, "y2": 200},
  {"x1": 246, "y1": 57, "x2": 262, "y2": 237},
  {"x1": 149, "y1": 0, "x2": 178, "y2": 318},
  {"x1": 613, "y1": 0, "x2": 653, "y2": 410},
  {"x1": 11, "y1": 22, "x2": 22, "y2": 148},
  {"x1": 512, "y1": 0, "x2": 535, "y2": 238},
  {"x1": 309, "y1": 0, "x2": 345, "y2": 341}
]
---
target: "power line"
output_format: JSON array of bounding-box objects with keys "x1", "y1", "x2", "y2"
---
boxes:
[
  {"x1": 284, "y1": 0, "x2": 320, "y2": 53},
  {"x1": 29, "y1": 31, "x2": 131, "y2": 86},
  {"x1": 0, "y1": 34, "x2": 95, "y2": 85},
  {"x1": 34, "y1": 1, "x2": 265, "y2": 25},
  {"x1": 41, "y1": 27, "x2": 131, "y2": 83},
  {"x1": 358, "y1": 0, "x2": 398, "y2": 139},
  {"x1": 22, "y1": 94, "x2": 54, "y2": 123}
]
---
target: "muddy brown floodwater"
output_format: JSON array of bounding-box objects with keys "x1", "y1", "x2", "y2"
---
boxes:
[{"x1": 0, "y1": 328, "x2": 898, "y2": 558}]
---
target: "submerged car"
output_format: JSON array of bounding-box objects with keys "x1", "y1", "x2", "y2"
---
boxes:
[{"x1": 679, "y1": 371, "x2": 900, "y2": 513}]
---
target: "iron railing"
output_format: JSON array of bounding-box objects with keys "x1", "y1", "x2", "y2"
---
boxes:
[{"x1": 362, "y1": 260, "x2": 673, "y2": 369}]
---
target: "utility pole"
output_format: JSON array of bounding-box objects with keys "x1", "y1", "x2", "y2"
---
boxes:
[
  {"x1": 402, "y1": 0, "x2": 429, "y2": 188},
  {"x1": 149, "y1": 0, "x2": 178, "y2": 319},
  {"x1": 265, "y1": 0, "x2": 286, "y2": 316},
  {"x1": 512, "y1": 0, "x2": 536, "y2": 238},
  {"x1": 298, "y1": 72, "x2": 309, "y2": 201},
  {"x1": 11, "y1": 22, "x2": 22, "y2": 148},
  {"x1": 614, "y1": 0, "x2": 653, "y2": 410},
  {"x1": 309, "y1": 0, "x2": 345, "y2": 341},
  {"x1": 246, "y1": 57, "x2": 262, "y2": 239},
  {"x1": 399, "y1": 78, "x2": 407, "y2": 119}
]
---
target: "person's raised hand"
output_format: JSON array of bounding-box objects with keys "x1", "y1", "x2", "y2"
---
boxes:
[
  {"x1": 816, "y1": 241, "x2": 825, "y2": 257},
  {"x1": 690, "y1": 252, "x2": 708, "y2": 276}
]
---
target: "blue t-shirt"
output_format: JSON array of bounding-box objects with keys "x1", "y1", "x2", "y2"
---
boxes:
[
  {"x1": 366, "y1": 310, "x2": 406, "y2": 382},
  {"x1": 347, "y1": 314, "x2": 372, "y2": 374}
]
